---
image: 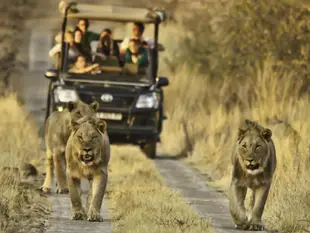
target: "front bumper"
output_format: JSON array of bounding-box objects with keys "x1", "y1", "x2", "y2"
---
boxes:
[
  {"x1": 101, "y1": 109, "x2": 159, "y2": 145},
  {"x1": 107, "y1": 124, "x2": 158, "y2": 145}
]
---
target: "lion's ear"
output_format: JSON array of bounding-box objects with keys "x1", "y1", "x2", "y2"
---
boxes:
[
  {"x1": 71, "y1": 120, "x2": 80, "y2": 131},
  {"x1": 97, "y1": 120, "x2": 107, "y2": 133},
  {"x1": 71, "y1": 117, "x2": 84, "y2": 131},
  {"x1": 238, "y1": 128, "x2": 247, "y2": 141},
  {"x1": 90, "y1": 101, "x2": 99, "y2": 112},
  {"x1": 261, "y1": 128, "x2": 272, "y2": 141},
  {"x1": 67, "y1": 101, "x2": 78, "y2": 112},
  {"x1": 245, "y1": 119, "x2": 256, "y2": 127},
  {"x1": 245, "y1": 119, "x2": 251, "y2": 125}
]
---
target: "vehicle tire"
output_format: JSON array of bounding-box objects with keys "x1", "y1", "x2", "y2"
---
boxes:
[{"x1": 140, "y1": 141, "x2": 157, "y2": 159}]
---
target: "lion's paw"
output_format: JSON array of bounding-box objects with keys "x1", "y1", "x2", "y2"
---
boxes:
[
  {"x1": 39, "y1": 186, "x2": 51, "y2": 194},
  {"x1": 235, "y1": 223, "x2": 249, "y2": 230},
  {"x1": 55, "y1": 187, "x2": 69, "y2": 194},
  {"x1": 248, "y1": 223, "x2": 265, "y2": 231},
  {"x1": 71, "y1": 210, "x2": 87, "y2": 220},
  {"x1": 87, "y1": 209, "x2": 103, "y2": 222}
]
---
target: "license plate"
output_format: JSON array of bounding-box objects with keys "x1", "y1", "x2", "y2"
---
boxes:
[{"x1": 96, "y1": 112, "x2": 122, "y2": 121}]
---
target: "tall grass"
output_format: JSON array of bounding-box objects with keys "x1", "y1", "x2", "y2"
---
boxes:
[
  {"x1": 158, "y1": 0, "x2": 310, "y2": 232},
  {"x1": 0, "y1": 94, "x2": 49, "y2": 233}
]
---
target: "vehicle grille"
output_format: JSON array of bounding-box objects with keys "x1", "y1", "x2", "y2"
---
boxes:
[{"x1": 78, "y1": 92, "x2": 136, "y2": 109}]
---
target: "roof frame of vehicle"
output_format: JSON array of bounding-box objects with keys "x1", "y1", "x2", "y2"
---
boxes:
[
  {"x1": 59, "y1": 1, "x2": 166, "y2": 83},
  {"x1": 61, "y1": 2, "x2": 167, "y2": 24}
]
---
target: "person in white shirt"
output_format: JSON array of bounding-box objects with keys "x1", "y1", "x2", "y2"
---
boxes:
[
  {"x1": 49, "y1": 31, "x2": 81, "y2": 67},
  {"x1": 119, "y1": 22, "x2": 154, "y2": 54},
  {"x1": 49, "y1": 31, "x2": 81, "y2": 61},
  {"x1": 49, "y1": 31, "x2": 72, "y2": 57}
]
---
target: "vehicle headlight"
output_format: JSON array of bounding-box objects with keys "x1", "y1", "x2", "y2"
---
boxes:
[
  {"x1": 136, "y1": 93, "x2": 159, "y2": 109},
  {"x1": 54, "y1": 87, "x2": 78, "y2": 103}
]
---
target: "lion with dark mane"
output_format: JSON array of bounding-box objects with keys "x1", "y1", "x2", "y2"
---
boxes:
[{"x1": 229, "y1": 119, "x2": 277, "y2": 231}]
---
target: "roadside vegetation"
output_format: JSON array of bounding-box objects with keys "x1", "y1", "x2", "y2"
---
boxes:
[
  {"x1": 0, "y1": 94, "x2": 49, "y2": 233},
  {"x1": 0, "y1": 1, "x2": 51, "y2": 232},
  {"x1": 106, "y1": 146, "x2": 212, "y2": 233},
  {"x1": 0, "y1": 0, "x2": 38, "y2": 91},
  {"x1": 158, "y1": 0, "x2": 310, "y2": 232}
]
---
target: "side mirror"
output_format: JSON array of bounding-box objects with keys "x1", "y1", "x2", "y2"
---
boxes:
[
  {"x1": 44, "y1": 69, "x2": 58, "y2": 81},
  {"x1": 156, "y1": 77, "x2": 169, "y2": 87}
]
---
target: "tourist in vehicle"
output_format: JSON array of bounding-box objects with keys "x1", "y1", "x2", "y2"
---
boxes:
[
  {"x1": 49, "y1": 31, "x2": 71, "y2": 58},
  {"x1": 73, "y1": 27, "x2": 92, "y2": 62},
  {"x1": 120, "y1": 22, "x2": 154, "y2": 54},
  {"x1": 49, "y1": 31, "x2": 81, "y2": 63},
  {"x1": 94, "y1": 28, "x2": 121, "y2": 65},
  {"x1": 96, "y1": 28, "x2": 120, "y2": 57},
  {"x1": 49, "y1": 30, "x2": 90, "y2": 65},
  {"x1": 69, "y1": 55, "x2": 100, "y2": 74},
  {"x1": 124, "y1": 39, "x2": 148, "y2": 66},
  {"x1": 76, "y1": 18, "x2": 100, "y2": 52}
]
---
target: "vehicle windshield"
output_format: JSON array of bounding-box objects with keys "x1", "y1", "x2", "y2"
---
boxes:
[{"x1": 60, "y1": 18, "x2": 156, "y2": 85}]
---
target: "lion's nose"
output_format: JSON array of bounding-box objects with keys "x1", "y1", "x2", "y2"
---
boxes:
[
  {"x1": 83, "y1": 148, "x2": 92, "y2": 153},
  {"x1": 247, "y1": 158, "x2": 254, "y2": 163}
]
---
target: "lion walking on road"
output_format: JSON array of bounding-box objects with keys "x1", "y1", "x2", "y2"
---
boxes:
[
  {"x1": 40, "y1": 100, "x2": 99, "y2": 194},
  {"x1": 229, "y1": 119, "x2": 277, "y2": 231},
  {"x1": 65, "y1": 115, "x2": 110, "y2": 222}
]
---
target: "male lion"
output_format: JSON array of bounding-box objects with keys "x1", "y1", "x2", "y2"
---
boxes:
[
  {"x1": 229, "y1": 119, "x2": 277, "y2": 231},
  {"x1": 65, "y1": 115, "x2": 110, "y2": 222},
  {"x1": 40, "y1": 100, "x2": 99, "y2": 194}
]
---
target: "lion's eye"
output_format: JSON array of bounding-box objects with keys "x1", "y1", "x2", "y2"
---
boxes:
[
  {"x1": 255, "y1": 145, "x2": 261, "y2": 151},
  {"x1": 78, "y1": 135, "x2": 83, "y2": 141},
  {"x1": 91, "y1": 136, "x2": 97, "y2": 141},
  {"x1": 242, "y1": 145, "x2": 247, "y2": 150},
  {"x1": 75, "y1": 111, "x2": 81, "y2": 117}
]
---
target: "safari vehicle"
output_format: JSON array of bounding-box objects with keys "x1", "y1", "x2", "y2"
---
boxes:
[{"x1": 44, "y1": 2, "x2": 169, "y2": 158}]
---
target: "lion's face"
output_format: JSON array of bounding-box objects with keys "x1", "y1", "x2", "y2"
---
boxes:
[
  {"x1": 72, "y1": 117, "x2": 107, "y2": 167},
  {"x1": 237, "y1": 123, "x2": 272, "y2": 175},
  {"x1": 67, "y1": 100, "x2": 99, "y2": 123}
]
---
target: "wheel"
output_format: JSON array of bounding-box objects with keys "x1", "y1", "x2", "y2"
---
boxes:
[{"x1": 140, "y1": 141, "x2": 157, "y2": 159}]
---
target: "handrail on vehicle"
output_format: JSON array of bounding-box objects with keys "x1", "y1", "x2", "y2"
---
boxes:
[{"x1": 58, "y1": 1, "x2": 168, "y2": 24}]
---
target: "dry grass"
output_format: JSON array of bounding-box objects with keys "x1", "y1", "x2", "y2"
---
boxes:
[
  {"x1": 0, "y1": 94, "x2": 49, "y2": 233},
  {"x1": 160, "y1": 58, "x2": 310, "y2": 232},
  {"x1": 0, "y1": 0, "x2": 38, "y2": 90},
  {"x1": 106, "y1": 145, "x2": 212, "y2": 233}
]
